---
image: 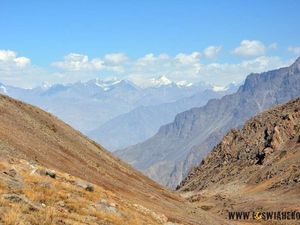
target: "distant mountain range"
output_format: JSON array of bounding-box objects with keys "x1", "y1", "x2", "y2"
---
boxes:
[
  {"x1": 0, "y1": 76, "x2": 237, "y2": 150},
  {"x1": 116, "y1": 57, "x2": 300, "y2": 188},
  {"x1": 88, "y1": 86, "x2": 237, "y2": 150}
]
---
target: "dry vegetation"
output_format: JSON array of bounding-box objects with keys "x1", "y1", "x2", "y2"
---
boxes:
[
  {"x1": 0, "y1": 94, "x2": 225, "y2": 225},
  {"x1": 0, "y1": 157, "x2": 171, "y2": 225}
]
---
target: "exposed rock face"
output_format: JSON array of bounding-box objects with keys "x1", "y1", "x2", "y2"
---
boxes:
[
  {"x1": 117, "y1": 57, "x2": 300, "y2": 188},
  {"x1": 178, "y1": 98, "x2": 300, "y2": 192},
  {"x1": 176, "y1": 99, "x2": 300, "y2": 221}
]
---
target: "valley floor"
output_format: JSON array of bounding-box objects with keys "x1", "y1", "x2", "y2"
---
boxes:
[{"x1": 182, "y1": 183, "x2": 300, "y2": 225}]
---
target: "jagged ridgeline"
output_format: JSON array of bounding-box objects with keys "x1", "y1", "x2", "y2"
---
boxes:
[{"x1": 177, "y1": 98, "x2": 300, "y2": 220}]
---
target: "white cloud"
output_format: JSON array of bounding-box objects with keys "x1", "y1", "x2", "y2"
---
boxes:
[
  {"x1": 51, "y1": 51, "x2": 291, "y2": 88},
  {"x1": 175, "y1": 52, "x2": 201, "y2": 64},
  {"x1": 13, "y1": 57, "x2": 31, "y2": 67},
  {"x1": 104, "y1": 53, "x2": 128, "y2": 65},
  {"x1": 52, "y1": 53, "x2": 105, "y2": 72},
  {"x1": 287, "y1": 46, "x2": 300, "y2": 55},
  {"x1": 0, "y1": 50, "x2": 50, "y2": 88},
  {"x1": 128, "y1": 52, "x2": 202, "y2": 87},
  {"x1": 136, "y1": 53, "x2": 169, "y2": 66},
  {"x1": 233, "y1": 40, "x2": 266, "y2": 57},
  {"x1": 0, "y1": 48, "x2": 294, "y2": 89},
  {"x1": 0, "y1": 50, "x2": 31, "y2": 69},
  {"x1": 0, "y1": 50, "x2": 16, "y2": 60},
  {"x1": 197, "y1": 56, "x2": 290, "y2": 85},
  {"x1": 52, "y1": 52, "x2": 129, "y2": 73},
  {"x1": 0, "y1": 50, "x2": 35, "y2": 87},
  {"x1": 103, "y1": 53, "x2": 128, "y2": 73},
  {"x1": 203, "y1": 46, "x2": 222, "y2": 59}
]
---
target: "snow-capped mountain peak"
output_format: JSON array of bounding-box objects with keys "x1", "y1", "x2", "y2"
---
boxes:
[
  {"x1": 85, "y1": 78, "x2": 122, "y2": 91},
  {"x1": 212, "y1": 85, "x2": 228, "y2": 92},
  {"x1": 211, "y1": 82, "x2": 239, "y2": 92},
  {"x1": 150, "y1": 75, "x2": 173, "y2": 87},
  {"x1": 88, "y1": 78, "x2": 139, "y2": 92},
  {"x1": 176, "y1": 80, "x2": 193, "y2": 87},
  {"x1": 0, "y1": 84, "x2": 7, "y2": 94}
]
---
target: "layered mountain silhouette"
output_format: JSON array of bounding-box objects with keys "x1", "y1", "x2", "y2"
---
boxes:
[
  {"x1": 178, "y1": 98, "x2": 300, "y2": 218},
  {"x1": 0, "y1": 94, "x2": 226, "y2": 225},
  {"x1": 88, "y1": 88, "x2": 236, "y2": 150},
  {"x1": 0, "y1": 78, "x2": 233, "y2": 150},
  {"x1": 117, "y1": 57, "x2": 300, "y2": 188}
]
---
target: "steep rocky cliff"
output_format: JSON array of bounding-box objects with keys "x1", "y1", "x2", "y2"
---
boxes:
[
  {"x1": 179, "y1": 98, "x2": 300, "y2": 191},
  {"x1": 177, "y1": 98, "x2": 300, "y2": 223}
]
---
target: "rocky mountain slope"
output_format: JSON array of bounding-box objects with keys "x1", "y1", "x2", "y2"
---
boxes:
[
  {"x1": 177, "y1": 98, "x2": 300, "y2": 223},
  {"x1": 117, "y1": 57, "x2": 300, "y2": 188},
  {"x1": 0, "y1": 94, "x2": 225, "y2": 225}
]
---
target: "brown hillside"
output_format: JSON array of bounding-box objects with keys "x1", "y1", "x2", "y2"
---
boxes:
[
  {"x1": 178, "y1": 98, "x2": 300, "y2": 224},
  {"x1": 0, "y1": 94, "x2": 225, "y2": 225}
]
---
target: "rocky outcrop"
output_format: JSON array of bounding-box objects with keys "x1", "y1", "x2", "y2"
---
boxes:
[{"x1": 178, "y1": 98, "x2": 300, "y2": 192}]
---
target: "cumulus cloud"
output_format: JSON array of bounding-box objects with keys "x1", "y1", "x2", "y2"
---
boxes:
[
  {"x1": 175, "y1": 52, "x2": 201, "y2": 64},
  {"x1": 197, "y1": 56, "x2": 290, "y2": 85},
  {"x1": 0, "y1": 50, "x2": 51, "y2": 88},
  {"x1": 233, "y1": 40, "x2": 266, "y2": 57},
  {"x1": 128, "y1": 53, "x2": 291, "y2": 87},
  {"x1": 50, "y1": 50, "x2": 292, "y2": 87},
  {"x1": 127, "y1": 52, "x2": 202, "y2": 87},
  {"x1": 0, "y1": 48, "x2": 293, "y2": 89},
  {"x1": 102, "y1": 53, "x2": 128, "y2": 73},
  {"x1": 104, "y1": 53, "x2": 128, "y2": 65},
  {"x1": 52, "y1": 53, "x2": 105, "y2": 72},
  {"x1": 287, "y1": 46, "x2": 300, "y2": 55},
  {"x1": 136, "y1": 53, "x2": 169, "y2": 66},
  {"x1": 0, "y1": 50, "x2": 31, "y2": 70},
  {"x1": 52, "y1": 52, "x2": 130, "y2": 73},
  {"x1": 203, "y1": 46, "x2": 222, "y2": 59}
]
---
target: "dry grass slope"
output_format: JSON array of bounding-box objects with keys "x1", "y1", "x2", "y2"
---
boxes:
[
  {"x1": 0, "y1": 94, "x2": 226, "y2": 225},
  {"x1": 0, "y1": 158, "x2": 171, "y2": 225}
]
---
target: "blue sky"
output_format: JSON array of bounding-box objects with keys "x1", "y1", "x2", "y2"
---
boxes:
[{"x1": 0, "y1": 0, "x2": 299, "y2": 87}]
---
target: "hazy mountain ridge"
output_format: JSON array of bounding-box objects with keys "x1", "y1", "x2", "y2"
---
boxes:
[
  {"x1": 0, "y1": 78, "x2": 204, "y2": 132},
  {"x1": 0, "y1": 77, "x2": 233, "y2": 150},
  {"x1": 89, "y1": 88, "x2": 237, "y2": 150},
  {"x1": 117, "y1": 57, "x2": 300, "y2": 188}
]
